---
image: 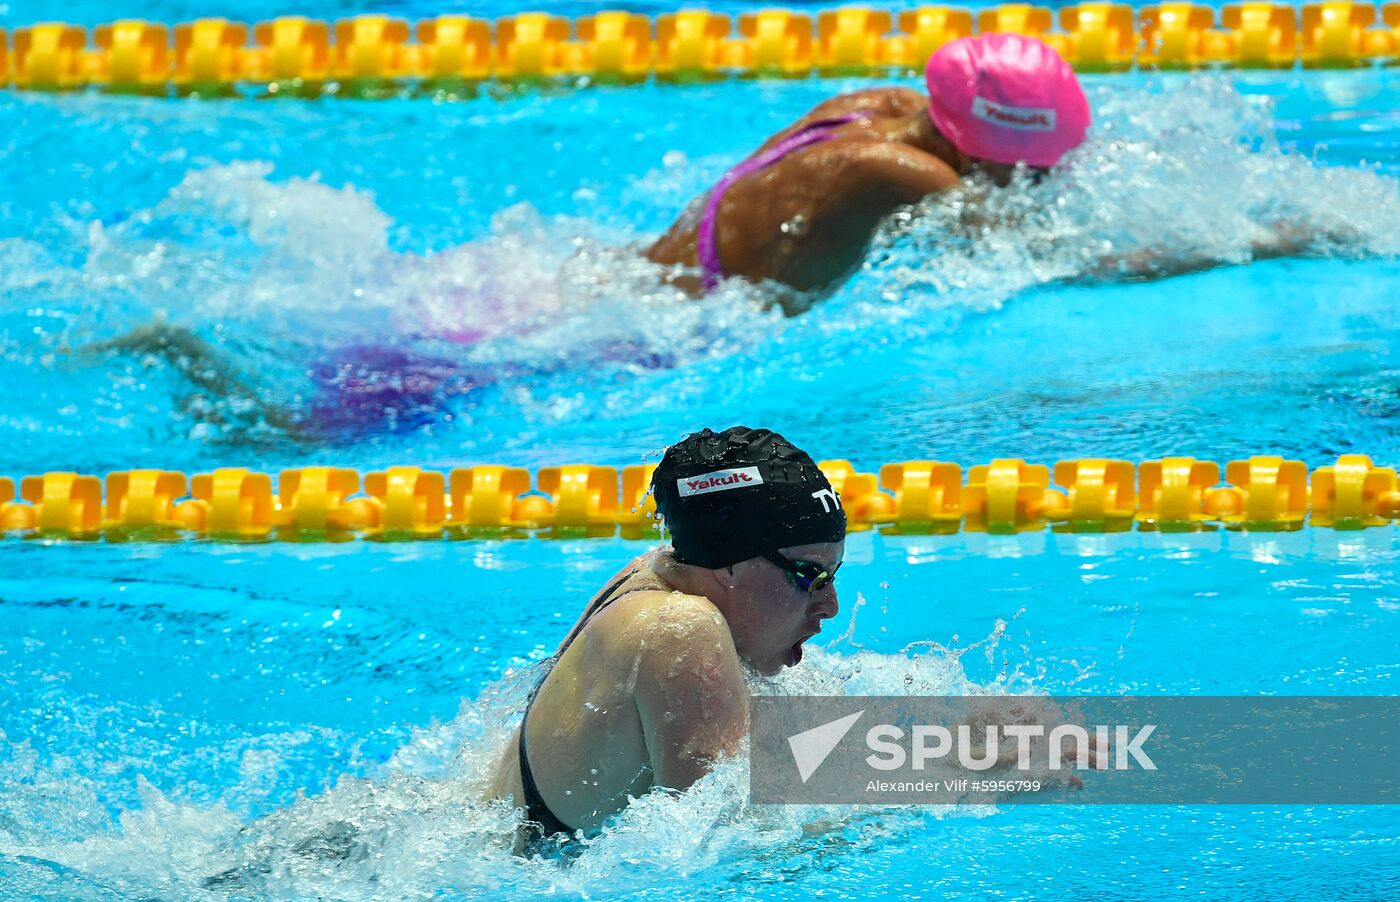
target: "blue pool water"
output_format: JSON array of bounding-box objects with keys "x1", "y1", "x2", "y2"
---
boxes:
[{"x1": 4, "y1": 2, "x2": 1400, "y2": 898}]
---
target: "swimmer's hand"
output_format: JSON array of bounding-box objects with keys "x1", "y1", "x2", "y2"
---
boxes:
[
  {"x1": 1059, "y1": 735, "x2": 1110, "y2": 790},
  {"x1": 970, "y1": 732, "x2": 1108, "y2": 788},
  {"x1": 960, "y1": 698, "x2": 1109, "y2": 789}
]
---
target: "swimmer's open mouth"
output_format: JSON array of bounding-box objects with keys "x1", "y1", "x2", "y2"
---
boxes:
[{"x1": 788, "y1": 630, "x2": 820, "y2": 666}]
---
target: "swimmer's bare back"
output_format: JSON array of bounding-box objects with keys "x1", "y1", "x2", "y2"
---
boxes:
[{"x1": 646, "y1": 87, "x2": 962, "y2": 297}]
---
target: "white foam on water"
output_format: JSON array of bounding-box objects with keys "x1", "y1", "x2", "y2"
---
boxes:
[
  {"x1": 828, "y1": 76, "x2": 1400, "y2": 331},
  {"x1": 73, "y1": 162, "x2": 398, "y2": 337},
  {"x1": 0, "y1": 627, "x2": 1049, "y2": 901}
]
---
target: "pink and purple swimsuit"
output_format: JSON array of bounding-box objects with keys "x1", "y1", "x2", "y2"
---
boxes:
[{"x1": 695, "y1": 112, "x2": 868, "y2": 290}]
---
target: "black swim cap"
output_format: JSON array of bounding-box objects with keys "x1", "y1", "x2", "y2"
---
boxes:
[{"x1": 650, "y1": 426, "x2": 846, "y2": 569}]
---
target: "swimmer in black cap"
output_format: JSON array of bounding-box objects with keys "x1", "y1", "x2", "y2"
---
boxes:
[{"x1": 487, "y1": 426, "x2": 845, "y2": 851}]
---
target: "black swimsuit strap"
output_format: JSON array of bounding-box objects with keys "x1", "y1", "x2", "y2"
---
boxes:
[
  {"x1": 517, "y1": 564, "x2": 648, "y2": 839},
  {"x1": 518, "y1": 691, "x2": 573, "y2": 839}
]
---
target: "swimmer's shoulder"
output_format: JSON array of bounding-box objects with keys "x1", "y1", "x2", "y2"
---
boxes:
[
  {"x1": 593, "y1": 588, "x2": 733, "y2": 651},
  {"x1": 573, "y1": 590, "x2": 740, "y2": 691},
  {"x1": 802, "y1": 86, "x2": 927, "y2": 121},
  {"x1": 758, "y1": 88, "x2": 926, "y2": 152}
]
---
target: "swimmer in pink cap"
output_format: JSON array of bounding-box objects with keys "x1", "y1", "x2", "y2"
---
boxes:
[
  {"x1": 648, "y1": 33, "x2": 1091, "y2": 304},
  {"x1": 927, "y1": 32, "x2": 1091, "y2": 170}
]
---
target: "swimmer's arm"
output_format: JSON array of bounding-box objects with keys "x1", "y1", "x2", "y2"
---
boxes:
[
  {"x1": 1093, "y1": 221, "x2": 1323, "y2": 281},
  {"x1": 632, "y1": 598, "x2": 749, "y2": 790},
  {"x1": 846, "y1": 142, "x2": 961, "y2": 205}
]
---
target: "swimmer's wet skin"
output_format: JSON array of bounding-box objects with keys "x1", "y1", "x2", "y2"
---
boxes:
[
  {"x1": 486, "y1": 426, "x2": 846, "y2": 853},
  {"x1": 645, "y1": 33, "x2": 1090, "y2": 300}
]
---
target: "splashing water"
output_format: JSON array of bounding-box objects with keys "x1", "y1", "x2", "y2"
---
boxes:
[
  {"x1": 0, "y1": 630, "x2": 1031, "y2": 901},
  {"x1": 850, "y1": 77, "x2": 1400, "y2": 323},
  {"x1": 5, "y1": 78, "x2": 1399, "y2": 453}
]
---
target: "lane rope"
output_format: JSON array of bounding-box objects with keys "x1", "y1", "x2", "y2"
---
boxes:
[
  {"x1": 1, "y1": 4, "x2": 1397, "y2": 96},
  {"x1": 0, "y1": 454, "x2": 1394, "y2": 540}
]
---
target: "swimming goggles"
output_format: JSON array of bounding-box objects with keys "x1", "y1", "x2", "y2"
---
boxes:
[{"x1": 762, "y1": 550, "x2": 841, "y2": 594}]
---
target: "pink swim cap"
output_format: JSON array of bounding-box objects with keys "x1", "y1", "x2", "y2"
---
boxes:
[{"x1": 925, "y1": 34, "x2": 1090, "y2": 168}]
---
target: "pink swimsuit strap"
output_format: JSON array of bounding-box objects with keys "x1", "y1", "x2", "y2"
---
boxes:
[{"x1": 695, "y1": 112, "x2": 869, "y2": 291}]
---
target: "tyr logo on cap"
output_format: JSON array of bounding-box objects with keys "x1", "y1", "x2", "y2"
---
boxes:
[
  {"x1": 678, "y1": 467, "x2": 765, "y2": 497},
  {"x1": 971, "y1": 96, "x2": 1056, "y2": 132}
]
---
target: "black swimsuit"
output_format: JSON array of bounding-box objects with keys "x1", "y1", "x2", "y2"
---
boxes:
[{"x1": 517, "y1": 564, "x2": 649, "y2": 843}]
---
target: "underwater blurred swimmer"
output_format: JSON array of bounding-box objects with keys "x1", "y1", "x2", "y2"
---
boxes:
[
  {"x1": 487, "y1": 426, "x2": 845, "y2": 850},
  {"x1": 646, "y1": 33, "x2": 1092, "y2": 298}
]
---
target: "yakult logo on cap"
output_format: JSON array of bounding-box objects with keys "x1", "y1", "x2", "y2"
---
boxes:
[
  {"x1": 678, "y1": 467, "x2": 765, "y2": 498},
  {"x1": 971, "y1": 96, "x2": 1057, "y2": 132}
]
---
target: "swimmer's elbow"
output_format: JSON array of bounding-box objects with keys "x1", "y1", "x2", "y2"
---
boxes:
[
  {"x1": 649, "y1": 736, "x2": 739, "y2": 792},
  {"x1": 648, "y1": 704, "x2": 747, "y2": 791},
  {"x1": 850, "y1": 144, "x2": 959, "y2": 206}
]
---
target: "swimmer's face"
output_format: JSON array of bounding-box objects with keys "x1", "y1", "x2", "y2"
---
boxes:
[
  {"x1": 974, "y1": 160, "x2": 1018, "y2": 187},
  {"x1": 966, "y1": 159, "x2": 1050, "y2": 188},
  {"x1": 722, "y1": 540, "x2": 844, "y2": 675},
  {"x1": 934, "y1": 119, "x2": 1050, "y2": 187}
]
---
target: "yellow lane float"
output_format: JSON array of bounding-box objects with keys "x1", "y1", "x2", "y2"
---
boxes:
[
  {"x1": 964, "y1": 459, "x2": 1054, "y2": 534},
  {"x1": 447, "y1": 465, "x2": 534, "y2": 533},
  {"x1": 363, "y1": 466, "x2": 447, "y2": 540},
  {"x1": 618, "y1": 464, "x2": 661, "y2": 539},
  {"x1": 105, "y1": 470, "x2": 187, "y2": 536},
  {"x1": 334, "y1": 15, "x2": 411, "y2": 84},
  {"x1": 816, "y1": 7, "x2": 893, "y2": 73},
  {"x1": 1060, "y1": 3, "x2": 1138, "y2": 70},
  {"x1": 1052, "y1": 458, "x2": 1136, "y2": 532},
  {"x1": 735, "y1": 9, "x2": 814, "y2": 75},
  {"x1": 187, "y1": 468, "x2": 275, "y2": 540},
  {"x1": 13, "y1": 23, "x2": 88, "y2": 90},
  {"x1": 536, "y1": 464, "x2": 619, "y2": 537},
  {"x1": 174, "y1": 18, "x2": 247, "y2": 90},
  {"x1": 1135, "y1": 457, "x2": 1220, "y2": 531},
  {"x1": 878, "y1": 460, "x2": 964, "y2": 533},
  {"x1": 495, "y1": 12, "x2": 570, "y2": 79},
  {"x1": 250, "y1": 16, "x2": 330, "y2": 86},
  {"x1": 8, "y1": 455, "x2": 1400, "y2": 542},
  {"x1": 9, "y1": 4, "x2": 1400, "y2": 96},
  {"x1": 21, "y1": 472, "x2": 104, "y2": 539},
  {"x1": 276, "y1": 467, "x2": 361, "y2": 536},
  {"x1": 92, "y1": 19, "x2": 168, "y2": 91},
  {"x1": 655, "y1": 10, "x2": 730, "y2": 79},
  {"x1": 577, "y1": 11, "x2": 652, "y2": 80},
  {"x1": 1220, "y1": 2, "x2": 1299, "y2": 68},
  {"x1": 1308, "y1": 454, "x2": 1396, "y2": 529},
  {"x1": 415, "y1": 16, "x2": 492, "y2": 81},
  {"x1": 1220, "y1": 455, "x2": 1309, "y2": 531}
]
